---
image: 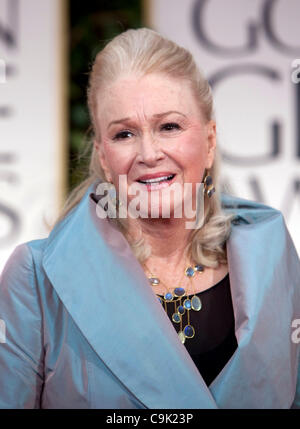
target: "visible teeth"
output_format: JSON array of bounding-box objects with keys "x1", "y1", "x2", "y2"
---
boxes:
[{"x1": 139, "y1": 175, "x2": 174, "y2": 184}]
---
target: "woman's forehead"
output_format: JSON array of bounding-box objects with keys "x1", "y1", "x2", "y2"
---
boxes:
[{"x1": 96, "y1": 73, "x2": 201, "y2": 123}]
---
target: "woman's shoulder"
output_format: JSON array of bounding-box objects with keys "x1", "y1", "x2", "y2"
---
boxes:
[
  {"x1": 221, "y1": 193, "x2": 300, "y2": 277},
  {"x1": 26, "y1": 238, "x2": 48, "y2": 261},
  {"x1": 220, "y1": 192, "x2": 283, "y2": 226},
  {"x1": 0, "y1": 238, "x2": 48, "y2": 289}
]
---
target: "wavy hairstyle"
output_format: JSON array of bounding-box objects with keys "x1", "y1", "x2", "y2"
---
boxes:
[{"x1": 53, "y1": 28, "x2": 235, "y2": 267}]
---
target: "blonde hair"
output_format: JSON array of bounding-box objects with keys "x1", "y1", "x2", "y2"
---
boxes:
[{"x1": 54, "y1": 28, "x2": 234, "y2": 267}]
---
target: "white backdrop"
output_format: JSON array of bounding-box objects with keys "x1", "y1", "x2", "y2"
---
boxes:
[
  {"x1": 146, "y1": 0, "x2": 300, "y2": 255},
  {"x1": 0, "y1": 0, "x2": 67, "y2": 273}
]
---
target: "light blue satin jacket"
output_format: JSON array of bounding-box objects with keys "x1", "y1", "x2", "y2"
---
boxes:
[{"x1": 0, "y1": 180, "x2": 300, "y2": 409}]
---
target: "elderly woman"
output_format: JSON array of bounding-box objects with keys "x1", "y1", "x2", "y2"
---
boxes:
[{"x1": 0, "y1": 28, "x2": 299, "y2": 409}]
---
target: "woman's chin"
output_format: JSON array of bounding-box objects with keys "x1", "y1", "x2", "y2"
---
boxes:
[{"x1": 126, "y1": 198, "x2": 185, "y2": 221}]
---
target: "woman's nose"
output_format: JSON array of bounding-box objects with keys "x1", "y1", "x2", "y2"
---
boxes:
[{"x1": 136, "y1": 133, "x2": 165, "y2": 165}]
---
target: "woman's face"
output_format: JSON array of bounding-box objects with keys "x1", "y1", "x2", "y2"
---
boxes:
[{"x1": 94, "y1": 73, "x2": 216, "y2": 219}]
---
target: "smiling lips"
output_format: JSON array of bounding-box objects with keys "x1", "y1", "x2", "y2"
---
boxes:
[{"x1": 136, "y1": 172, "x2": 176, "y2": 190}]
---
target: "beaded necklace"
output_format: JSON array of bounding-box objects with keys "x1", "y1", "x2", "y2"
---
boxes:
[{"x1": 144, "y1": 262, "x2": 204, "y2": 344}]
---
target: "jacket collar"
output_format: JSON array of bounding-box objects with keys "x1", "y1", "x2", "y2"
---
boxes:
[{"x1": 42, "y1": 180, "x2": 300, "y2": 408}]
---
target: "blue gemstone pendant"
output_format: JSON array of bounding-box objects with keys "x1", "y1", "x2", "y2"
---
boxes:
[
  {"x1": 183, "y1": 298, "x2": 192, "y2": 310},
  {"x1": 174, "y1": 287, "x2": 185, "y2": 297},
  {"x1": 185, "y1": 266, "x2": 195, "y2": 277},
  {"x1": 177, "y1": 305, "x2": 185, "y2": 315},
  {"x1": 164, "y1": 291, "x2": 173, "y2": 302},
  {"x1": 183, "y1": 325, "x2": 195, "y2": 338},
  {"x1": 172, "y1": 313, "x2": 181, "y2": 323},
  {"x1": 191, "y1": 296, "x2": 202, "y2": 311}
]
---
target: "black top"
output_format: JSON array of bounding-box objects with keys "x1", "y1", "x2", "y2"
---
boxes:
[{"x1": 158, "y1": 273, "x2": 238, "y2": 386}]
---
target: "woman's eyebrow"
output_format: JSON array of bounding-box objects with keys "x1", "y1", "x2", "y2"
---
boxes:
[
  {"x1": 152, "y1": 110, "x2": 187, "y2": 119},
  {"x1": 107, "y1": 111, "x2": 187, "y2": 129}
]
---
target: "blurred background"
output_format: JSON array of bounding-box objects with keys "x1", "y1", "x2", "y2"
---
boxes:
[
  {"x1": 0, "y1": 0, "x2": 299, "y2": 272},
  {"x1": 69, "y1": 0, "x2": 142, "y2": 190}
]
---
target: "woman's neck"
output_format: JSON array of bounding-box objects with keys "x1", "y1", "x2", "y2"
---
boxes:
[{"x1": 127, "y1": 217, "x2": 193, "y2": 269}]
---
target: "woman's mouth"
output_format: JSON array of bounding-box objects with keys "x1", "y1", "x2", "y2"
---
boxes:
[{"x1": 136, "y1": 174, "x2": 176, "y2": 191}]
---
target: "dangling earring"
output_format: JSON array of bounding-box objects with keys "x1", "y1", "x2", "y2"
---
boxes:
[{"x1": 203, "y1": 170, "x2": 215, "y2": 198}]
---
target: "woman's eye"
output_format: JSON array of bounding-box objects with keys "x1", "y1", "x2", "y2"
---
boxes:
[
  {"x1": 160, "y1": 122, "x2": 181, "y2": 131},
  {"x1": 113, "y1": 130, "x2": 133, "y2": 140}
]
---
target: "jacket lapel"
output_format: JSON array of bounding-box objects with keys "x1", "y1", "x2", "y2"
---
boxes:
[
  {"x1": 42, "y1": 181, "x2": 217, "y2": 409},
  {"x1": 210, "y1": 194, "x2": 300, "y2": 408}
]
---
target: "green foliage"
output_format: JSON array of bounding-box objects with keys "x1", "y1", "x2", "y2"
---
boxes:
[{"x1": 69, "y1": 0, "x2": 143, "y2": 191}]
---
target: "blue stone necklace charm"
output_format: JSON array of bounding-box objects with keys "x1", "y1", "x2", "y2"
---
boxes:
[{"x1": 145, "y1": 261, "x2": 204, "y2": 345}]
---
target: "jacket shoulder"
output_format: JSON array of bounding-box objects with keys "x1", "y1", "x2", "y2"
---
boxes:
[
  {"x1": 26, "y1": 238, "x2": 48, "y2": 262},
  {"x1": 1, "y1": 238, "x2": 48, "y2": 284},
  {"x1": 220, "y1": 192, "x2": 283, "y2": 225}
]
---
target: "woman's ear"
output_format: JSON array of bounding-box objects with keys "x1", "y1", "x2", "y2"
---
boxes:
[
  {"x1": 205, "y1": 120, "x2": 217, "y2": 169},
  {"x1": 93, "y1": 139, "x2": 112, "y2": 183}
]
